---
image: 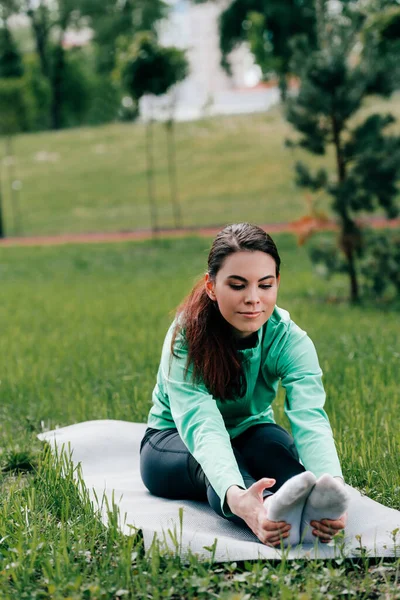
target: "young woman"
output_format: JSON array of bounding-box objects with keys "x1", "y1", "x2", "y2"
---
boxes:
[{"x1": 140, "y1": 223, "x2": 349, "y2": 547}]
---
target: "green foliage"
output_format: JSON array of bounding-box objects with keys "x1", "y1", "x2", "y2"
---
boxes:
[
  {"x1": 363, "y1": 5, "x2": 400, "y2": 47},
  {"x1": 358, "y1": 229, "x2": 400, "y2": 297},
  {"x1": 83, "y1": 0, "x2": 169, "y2": 74},
  {"x1": 295, "y1": 162, "x2": 327, "y2": 191},
  {"x1": 286, "y1": 4, "x2": 400, "y2": 301},
  {"x1": 340, "y1": 114, "x2": 400, "y2": 217},
  {"x1": 0, "y1": 26, "x2": 23, "y2": 78},
  {"x1": 0, "y1": 0, "x2": 170, "y2": 130},
  {"x1": 308, "y1": 237, "x2": 348, "y2": 279},
  {"x1": 86, "y1": 76, "x2": 123, "y2": 125},
  {"x1": 0, "y1": 77, "x2": 34, "y2": 134},
  {"x1": 120, "y1": 32, "x2": 189, "y2": 101},
  {"x1": 361, "y1": 6, "x2": 400, "y2": 96},
  {"x1": 218, "y1": 0, "x2": 317, "y2": 93},
  {"x1": 309, "y1": 229, "x2": 400, "y2": 299},
  {"x1": 22, "y1": 53, "x2": 51, "y2": 130},
  {"x1": 2, "y1": 448, "x2": 36, "y2": 474},
  {"x1": 55, "y1": 47, "x2": 94, "y2": 128}
]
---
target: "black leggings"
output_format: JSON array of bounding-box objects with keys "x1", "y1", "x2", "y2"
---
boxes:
[{"x1": 140, "y1": 423, "x2": 305, "y2": 526}]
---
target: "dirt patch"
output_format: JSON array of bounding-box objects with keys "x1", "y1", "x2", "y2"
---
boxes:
[{"x1": 0, "y1": 217, "x2": 398, "y2": 248}]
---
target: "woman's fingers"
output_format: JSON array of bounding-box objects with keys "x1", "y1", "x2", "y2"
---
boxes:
[
  {"x1": 311, "y1": 522, "x2": 335, "y2": 535},
  {"x1": 264, "y1": 520, "x2": 290, "y2": 532},
  {"x1": 311, "y1": 520, "x2": 342, "y2": 532},
  {"x1": 322, "y1": 518, "x2": 346, "y2": 530},
  {"x1": 259, "y1": 531, "x2": 290, "y2": 546},
  {"x1": 259, "y1": 519, "x2": 291, "y2": 545},
  {"x1": 250, "y1": 478, "x2": 276, "y2": 502},
  {"x1": 312, "y1": 528, "x2": 333, "y2": 540},
  {"x1": 310, "y1": 516, "x2": 346, "y2": 541},
  {"x1": 266, "y1": 532, "x2": 290, "y2": 546}
]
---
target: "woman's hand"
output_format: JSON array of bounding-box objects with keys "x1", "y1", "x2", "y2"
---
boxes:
[
  {"x1": 226, "y1": 479, "x2": 291, "y2": 547},
  {"x1": 310, "y1": 512, "x2": 348, "y2": 543}
]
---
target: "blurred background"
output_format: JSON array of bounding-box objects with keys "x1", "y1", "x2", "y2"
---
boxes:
[{"x1": 0, "y1": 0, "x2": 399, "y2": 253}]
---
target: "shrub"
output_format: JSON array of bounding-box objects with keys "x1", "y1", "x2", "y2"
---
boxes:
[
  {"x1": 358, "y1": 230, "x2": 400, "y2": 297},
  {"x1": 23, "y1": 54, "x2": 51, "y2": 131},
  {"x1": 309, "y1": 230, "x2": 400, "y2": 299},
  {"x1": 0, "y1": 78, "x2": 35, "y2": 134}
]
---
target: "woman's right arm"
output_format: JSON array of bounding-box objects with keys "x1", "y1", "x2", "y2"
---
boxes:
[{"x1": 163, "y1": 330, "x2": 291, "y2": 545}]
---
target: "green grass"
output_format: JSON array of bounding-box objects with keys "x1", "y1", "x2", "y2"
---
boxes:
[
  {"x1": 2, "y1": 95, "x2": 400, "y2": 236},
  {"x1": 0, "y1": 234, "x2": 399, "y2": 598}
]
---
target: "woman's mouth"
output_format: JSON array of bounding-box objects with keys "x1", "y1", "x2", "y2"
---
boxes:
[{"x1": 238, "y1": 311, "x2": 261, "y2": 319}]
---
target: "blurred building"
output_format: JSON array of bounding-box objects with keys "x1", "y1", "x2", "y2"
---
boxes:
[{"x1": 140, "y1": 0, "x2": 279, "y2": 121}]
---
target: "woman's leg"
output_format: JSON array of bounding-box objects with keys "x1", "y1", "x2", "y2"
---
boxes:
[
  {"x1": 232, "y1": 423, "x2": 305, "y2": 491},
  {"x1": 140, "y1": 428, "x2": 208, "y2": 501},
  {"x1": 140, "y1": 428, "x2": 255, "y2": 525}
]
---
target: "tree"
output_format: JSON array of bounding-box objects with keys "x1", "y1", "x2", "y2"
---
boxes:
[
  {"x1": 80, "y1": 0, "x2": 169, "y2": 74},
  {"x1": 0, "y1": 26, "x2": 23, "y2": 77},
  {"x1": 202, "y1": 0, "x2": 317, "y2": 101},
  {"x1": 0, "y1": 16, "x2": 27, "y2": 238},
  {"x1": 162, "y1": 48, "x2": 189, "y2": 229},
  {"x1": 120, "y1": 33, "x2": 189, "y2": 232},
  {"x1": 23, "y1": 0, "x2": 89, "y2": 129},
  {"x1": 286, "y1": 2, "x2": 400, "y2": 302},
  {"x1": 7, "y1": 0, "x2": 168, "y2": 129}
]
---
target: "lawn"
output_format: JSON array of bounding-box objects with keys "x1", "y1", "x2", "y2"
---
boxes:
[
  {"x1": 2, "y1": 95, "x2": 400, "y2": 237},
  {"x1": 0, "y1": 234, "x2": 399, "y2": 598}
]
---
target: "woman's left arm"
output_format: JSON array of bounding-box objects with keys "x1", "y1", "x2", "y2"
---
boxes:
[
  {"x1": 277, "y1": 324, "x2": 343, "y2": 482},
  {"x1": 277, "y1": 325, "x2": 346, "y2": 539}
]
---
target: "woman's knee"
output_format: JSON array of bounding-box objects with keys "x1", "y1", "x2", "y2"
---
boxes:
[
  {"x1": 140, "y1": 432, "x2": 207, "y2": 500},
  {"x1": 236, "y1": 424, "x2": 300, "y2": 460}
]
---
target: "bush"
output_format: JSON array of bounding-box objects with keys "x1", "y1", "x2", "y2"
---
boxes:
[
  {"x1": 308, "y1": 230, "x2": 400, "y2": 299},
  {"x1": 0, "y1": 77, "x2": 34, "y2": 134},
  {"x1": 23, "y1": 54, "x2": 51, "y2": 131},
  {"x1": 57, "y1": 47, "x2": 93, "y2": 128},
  {"x1": 308, "y1": 237, "x2": 348, "y2": 279},
  {"x1": 85, "y1": 76, "x2": 123, "y2": 126},
  {"x1": 358, "y1": 230, "x2": 400, "y2": 297}
]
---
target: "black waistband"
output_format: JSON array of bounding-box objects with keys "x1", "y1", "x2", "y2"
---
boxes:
[{"x1": 140, "y1": 427, "x2": 160, "y2": 451}]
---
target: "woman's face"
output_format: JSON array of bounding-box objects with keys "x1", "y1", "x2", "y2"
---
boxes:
[{"x1": 205, "y1": 250, "x2": 280, "y2": 338}]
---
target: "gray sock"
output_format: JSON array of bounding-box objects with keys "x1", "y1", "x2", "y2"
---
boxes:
[
  {"x1": 301, "y1": 473, "x2": 349, "y2": 545},
  {"x1": 264, "y1": 471, "x2": 317, "y2": 547}
]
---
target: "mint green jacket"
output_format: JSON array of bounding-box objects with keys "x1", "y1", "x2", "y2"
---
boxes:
[{"x1": 147, "y1": 306, "x2": 343, "y2": 514}]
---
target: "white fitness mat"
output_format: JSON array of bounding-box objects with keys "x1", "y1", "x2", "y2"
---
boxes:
[{"x1": 38, "y1": 420, "x2": 400, "y2": 562}]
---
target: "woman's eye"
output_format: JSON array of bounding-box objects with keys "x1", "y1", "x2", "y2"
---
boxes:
[
  {"x1": 260, "y1": 284, "x2": 272, "y2": 289},
  {"x1": 229, "y1": 284, "x2": 245, "y2": 290}
]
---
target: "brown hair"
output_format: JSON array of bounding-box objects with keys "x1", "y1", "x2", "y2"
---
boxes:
[{"x1": 171, "y1": 223, "x2": 281, "y2": 401}]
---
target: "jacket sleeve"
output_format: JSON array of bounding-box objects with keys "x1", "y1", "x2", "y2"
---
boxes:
[
  {"x1": 162, "y1": 333, "x2": 245, "y2": 516},
  {"x1": 276, "y1": 324, "x2": 343, "y2": 479}
]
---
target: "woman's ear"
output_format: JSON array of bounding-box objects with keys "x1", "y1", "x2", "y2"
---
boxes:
[{"x1": 204, "y1": 273, "x2": 216, "y2": 300}]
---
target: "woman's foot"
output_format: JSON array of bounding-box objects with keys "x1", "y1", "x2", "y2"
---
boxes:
[
  {"x1": 300, "y1": 474, "x2": 349, "y2": 544},
  {"x1": 264, "y1": 471, "x2": 316, "y2": 547}
]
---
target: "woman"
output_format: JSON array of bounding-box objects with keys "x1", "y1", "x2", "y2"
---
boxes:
[{"x1": 140, "y1": 223, "x2": 349, "y2": 547}]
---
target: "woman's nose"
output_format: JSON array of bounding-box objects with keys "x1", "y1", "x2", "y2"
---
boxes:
[{"x1": 245, "y1": 287, "x2": 260, "y2": 304}]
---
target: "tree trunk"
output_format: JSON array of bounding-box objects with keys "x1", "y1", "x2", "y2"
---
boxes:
[
  {"x1": 6, "y1": 136, "x2": 23, "y2": 236},
  {"x1": 341, "y1": 228, "x2": 360, "y2": 303},
  {"x1": 51, "y1": 37, "x2": 66, "y2": 130},
  {"x1": 145, "y1": 110, "x2": 158, "y2": 233},
  {"x1": 28, "y1": 5, "x2": 50, "y2": 78},
  {"x1": 166, "y1": 119, "x2": 182, "y2": 229},
  {"x1": 332, "y1": 113, "x2": 360, "y2": 303},
  {"x1": 0, "y1": 152, "x2": 4, "y2": 238},
  {"x1": 278, "y1": 74, "x2": 288, "y2": 103}
]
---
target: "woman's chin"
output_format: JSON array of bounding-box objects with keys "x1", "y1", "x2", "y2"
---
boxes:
[{"x1": 233, "y1": 322, "x2": 260, "y2": 338}]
